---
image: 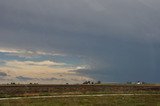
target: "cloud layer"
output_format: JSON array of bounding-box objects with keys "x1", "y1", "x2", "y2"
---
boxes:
[
  {"x1": 0, "y1": 60, "x2": 93, "y2": 84},
  {"x1": 0, "y1": 0, "x2": 160, "y2": 83}
]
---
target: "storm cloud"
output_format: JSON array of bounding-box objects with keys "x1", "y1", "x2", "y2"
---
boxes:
[
  {"x1": 0, "y1": 0, "x2": 160, "y2": 83},
  {"x1": 0, "y1": 72, "x2": 7, "y2": 77}
]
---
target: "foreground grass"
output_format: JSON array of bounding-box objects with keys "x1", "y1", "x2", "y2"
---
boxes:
[{"x1": 0, "y1": 95, "x2": 160, "y2": 106}]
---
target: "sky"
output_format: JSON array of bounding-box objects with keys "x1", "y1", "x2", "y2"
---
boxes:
[{"x1": 0, "y1": 0, "x2": 160, "y2": 84}]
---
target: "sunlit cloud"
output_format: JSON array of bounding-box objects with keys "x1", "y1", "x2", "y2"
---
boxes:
[
  {"x1": 0, "y1": 60, "x2": 93, "y2": 84},
  {"x1": 1, "y1": 60, "x2": 73, "y2": 75},
  {"x1": 0, "y1": 47, "x2": 66, "y2": 58},
  {"x1": 5, "y1": 60, "x2": 66, "y2": 67}
]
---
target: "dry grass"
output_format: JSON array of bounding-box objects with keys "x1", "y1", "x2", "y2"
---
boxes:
[{"x1": 0, "y1": 95, "x2": 160, "y2": 106}]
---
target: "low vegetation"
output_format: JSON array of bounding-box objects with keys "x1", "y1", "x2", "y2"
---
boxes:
[
  {"x1": 0, "y1": 95, "x2": 160, "y2": 106},
  {"x1": 0, "y1": 84, "x2": 159, "y2": 105},
  {"x1": 0, "y1": 84, "x2": 160, "y2": 98}
]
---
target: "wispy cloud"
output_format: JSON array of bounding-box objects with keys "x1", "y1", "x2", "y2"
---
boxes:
[
  {"x1": 0, "y1": 48, "x2": 65, "y2": 58},
  {"x1": 1, "y1": 60, "x2": 72, "y2": 75},
  {"x1": 5, "y1": 60, "x2": 66, "y2": 67}
]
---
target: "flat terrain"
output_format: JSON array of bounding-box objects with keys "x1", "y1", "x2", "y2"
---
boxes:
[
  {"x1": 0, "y1": 84, "x2": 160, "y2": 97},
  {"x1": 0, "y1": 84, "x2": 160, "y2": 106},
  {"x1": 0, "y1": 94, "x2": 160, "y2": 106}
]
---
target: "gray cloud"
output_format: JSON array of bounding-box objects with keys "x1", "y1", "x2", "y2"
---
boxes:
[
  {"x1": 16, "y1": 76, "x2": 34, "y2": 81},
  {"x1": 0, "y1": 72, "x2": 7, "y2": 77},
  {"x1": 41, "y1": 77, "x2": 66, "y2": 81},
  {"x1": 0, "y1": 0, "x2": 160, "y2": 83},
  {"x1": 16, "y1": 76, "x2": 65, "y2": 82}
]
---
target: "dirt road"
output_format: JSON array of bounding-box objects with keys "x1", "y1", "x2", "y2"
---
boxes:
[{"x1": 0, "y1": 94, "x2": 160, "y2": 101}]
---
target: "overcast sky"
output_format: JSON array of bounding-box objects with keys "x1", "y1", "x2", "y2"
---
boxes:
[{"x1": 0, "y1": 0, "x2": 160, "y2": 84}]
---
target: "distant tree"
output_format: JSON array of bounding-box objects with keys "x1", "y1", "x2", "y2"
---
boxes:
[
  {"x1": 83, "y1": 81, "x2": 87, "y2": 84},
  {"x1": 87, "y1": 81, "x2": 91, "y2": 84},
  {"x1": 83, "y1": 81, "x2": 89, "y2": 84},
  {"x1": 142, "y1": 82, "x2": 147, "y2": 84},
  {"x1": 11, "y1": 82, "x2": 16, "y2": 85},
  {"x1": 97, "y1": 81, "x2": 101, "y2": 84},
  {"x1": 127, "y1": 82, "x2": 132, "y2": 84}
]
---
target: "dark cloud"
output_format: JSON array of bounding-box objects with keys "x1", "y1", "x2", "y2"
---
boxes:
[
  {"x1": 41, "y1": 77, "x2": 65, "y2": 81},
  {"x1": 16, "y1": 76, "x2": 34, "y2": 81},
  {"x1": 0, "y1": 0, "x2": 160, "y2": 83},
  {"x1": 0, "y1": 72, "x2": 7, "y2": 77},
  {"x1": 16, "y1": 76, "x2": 65, "y2": 81}
]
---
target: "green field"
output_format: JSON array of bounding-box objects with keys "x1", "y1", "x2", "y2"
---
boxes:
[
  {"x1": 0, "y1": 95, "x2": 160, "y2": 106},
  {"x1": 0, "y1": 84, "x2": 160, "y2": 106}
]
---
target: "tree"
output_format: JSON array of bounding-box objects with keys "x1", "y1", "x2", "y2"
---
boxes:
[{"x1": 97, "y1": 81, "x2": 101, "y2": 84}]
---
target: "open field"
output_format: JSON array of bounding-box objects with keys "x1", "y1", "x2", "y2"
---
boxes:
[
  {"x1": 0, "y1": 84, "x2": 160, "y2": 97},
  {"x1": 0, "y1": 95, "x2": 160, "y2": 106},
  {"x1": 0, "y1": 84, "x2": 160, "y2": 105}
]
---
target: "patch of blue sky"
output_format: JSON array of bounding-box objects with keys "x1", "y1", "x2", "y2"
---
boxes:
[
  {"x1": 27, "y1": 54, "x2": 85, "y2": 66},
  {"x1": 0, "y1": 52, "x2": 26, "y2": 61},
  {"x1": 0, "y1": 52, "x2": 86, "y2": 69},
  {"x1": 49, "y1": 55, "x2": 86, "y2": 66}
]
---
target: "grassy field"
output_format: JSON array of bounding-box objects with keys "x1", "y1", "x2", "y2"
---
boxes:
[
  {"x1": 0, "y1": 84, "x2": 160, "y2": 105},
  {"x1": 0, "y1": 95, "x2": 160, "y2": 106},
  {"x1": 0, "y1": 84, "x2": 160, "y2": 98}
]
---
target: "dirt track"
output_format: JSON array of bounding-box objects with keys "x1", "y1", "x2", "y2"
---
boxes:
[{"x1": 0, "y1": 94, "x2": 160, "y2": 101}]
